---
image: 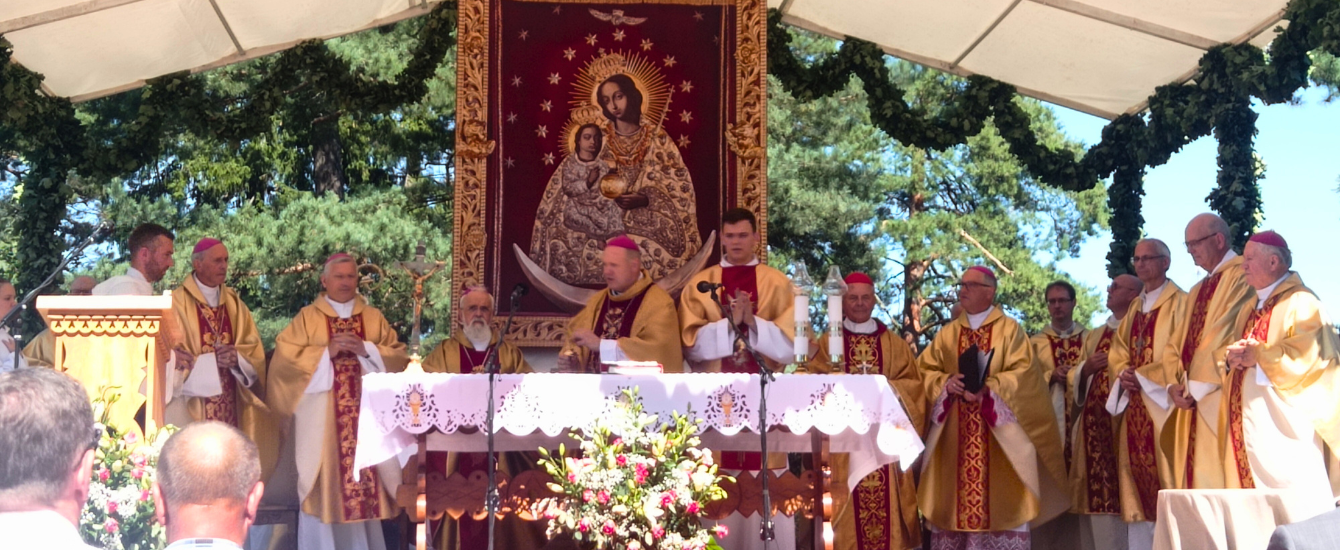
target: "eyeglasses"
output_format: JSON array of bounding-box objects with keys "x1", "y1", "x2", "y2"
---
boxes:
[
  {"x1": 1131, "y1": 255, "x2": 1167, "y2": 264},
  {"x1": 1184, "y1": 234, "x2": 1216, "y2": 249}
]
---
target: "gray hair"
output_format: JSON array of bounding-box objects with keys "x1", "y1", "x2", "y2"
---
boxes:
[
  {"x1": 461, "y1": 286, "x2": 495, "y2": 309},
  {"x1": 1135, "y1": 238, "x2": 1171, "y2": 259},
  {"x1": 1257, "y1": 243, "x2": 1293, "y2": 270},
  {"x1": 1205, "y1": 215, "x2": 1231, "y2": 241},
  {"x1": 157, "y1": 421, "x2": 261, "y2": 508},
  {"x1": 0, "y1": 368, "x2": 94, "y2": 507},
  {"x1": 321, "y1": 255, "x2": 357, "y2": 278}
]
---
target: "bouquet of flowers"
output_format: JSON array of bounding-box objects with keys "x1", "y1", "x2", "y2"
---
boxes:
[
  {"x1": 537, "y1": 388, "x2": 730, "y2": 550},
  {"x1": 80, "y1": 389, "x2": 176, "y2": 550}
]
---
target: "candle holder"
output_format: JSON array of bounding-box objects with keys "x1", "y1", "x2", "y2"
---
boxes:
[
  {"x1": 790, "y1": 261, "x2": 814, "y2": 370},
  {"x1": 822, "y1": 267, "x2": 847, "y2": 365}
]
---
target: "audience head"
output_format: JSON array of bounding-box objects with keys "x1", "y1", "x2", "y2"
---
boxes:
[
  {"x1": 68, "y1": 276, "x2": 97, "y2": 296},
  {"x1": 321, "y1": 254, "x2": 360, "y2": 303},
  {"x1": 720, "y1": 208, "x2": 760, "y2": 266},
  {"x1": 154, "y1": 421, "x2": 264, "y2": 544},
  {"x1": 1242, "y1": 230, "x2": 1292, "y2": 290},
  {"x1": 1106, "y1": 274, "x2": 1145, "y2": 318},
  {"x1": 191, "y1": 238, "x2": 229, "y2": 289},
  {"x1": 1183, "y1": 213, "x2": 1232, "y2": 272},
  {"x1": 0, "y1": 278, "x2": 15, "y2": 320},
  {"x1": 1132, "y1": 239, "x2": 1171, "y2": 286},
  {"x1": 0, "y1": 368, "x2": 96, "y2": 524},
  {"x1": 602, "y1": 236, "x2": 643, "y2": 294},
  {"x1": 842, "y1": 273, "x2": 877, "y2": 324},
  {"x1": 957, "y1": 266, "x2": 997, "y2": 315},
  {"x1": 1044, "y1": 280, "x2": 1077, "y2": 326},
  {"x1": 127, "y1": 223, "x2": 175, "y2": 284},
  {"x1": 459, "y1": 287, "x2": 495, "y2": 343}
]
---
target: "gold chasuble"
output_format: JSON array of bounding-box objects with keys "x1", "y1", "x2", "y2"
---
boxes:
[
  {"x1": 809, "y1": 321, "x2": 925, "y2": 550},
  {"x1": 1066, "y1": 325, "x2": 1121, "y2": 516},
  {"x1": 20, "y1": 329, "x2": 56, "y2": 369},
  {"x1": 1107, "y1": 282, "x2": 1185, "y2": 523},
  {"x1": 422, "y1": 331, "x2": 530, "y2": 375},
  {"x1": 1159, "y1": 255, "x2": 1252, "y2": 490},
  {"x1": 562, "y1": 270, "x2": 683, "y2": 372},
  {"x1": 1215, "y1": 273, "x2": 1340, "y2": 491},
  {"x1": 269, "y1": 296, "x2": 409, "y2": 524},
  {"x1": 1030, "y1": 325, "x2": 1088, "y2": 471},
  {"x1": 169, "y1": 276, "x2": 279, "y2": 480},
  {"x1": 679, "y1": 263, "x2": 796, "y2": 372},
  {"x1": 918, "y1": 308, "x2": 1069, "y2": 539}
]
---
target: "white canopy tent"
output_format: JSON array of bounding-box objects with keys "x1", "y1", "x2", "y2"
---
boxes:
[{"x1": 2, "y1": 0, "x2": 1290, "y2": 117}]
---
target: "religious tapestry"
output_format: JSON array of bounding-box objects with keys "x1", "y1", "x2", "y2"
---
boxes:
[{"x1": 451, "y1": 0, "x2": 768, "y2": 345}]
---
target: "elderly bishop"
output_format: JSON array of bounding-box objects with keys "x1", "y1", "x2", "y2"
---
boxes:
[
  {"x1": 808, "y1": 272, "x2": 925, "y2": 550},
  {"x1": 1217, "y1": 231, "x2": 1340, "y2": 507},
  {"x1": 919, "y1": 266, "x2": 1069, "y2": 550},
  {"x1": 166, "y1": 238, "x2": 278, "y2": 479},
  {"x1": 268, "y1": 253, "x2": 409, "y2": 550}
]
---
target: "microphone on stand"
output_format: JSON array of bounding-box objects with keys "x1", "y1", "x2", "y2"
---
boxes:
[
  {"x1": 510, "y1": 283, "x2": 529, "y2": 306},
  {"x1": 696, "y1": 281, "x2": 722, "y2": 293}
]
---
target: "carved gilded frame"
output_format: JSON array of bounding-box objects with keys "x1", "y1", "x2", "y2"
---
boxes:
[{"x1": 451, "y1": 0, "x2": 768, "y2": 346}]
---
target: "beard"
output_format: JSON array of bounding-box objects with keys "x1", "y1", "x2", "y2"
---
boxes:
[{"x1": 463, "y1": 320, "x2": 492, "y2": 344}]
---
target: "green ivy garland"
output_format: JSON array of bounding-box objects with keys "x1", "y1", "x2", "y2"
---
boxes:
[
  {"x1": 0, "y1": 3, "x2": 456, "y2": 334},
  {"x1": 768, "y1": 0, "x2": 1340, "y2": 275}
]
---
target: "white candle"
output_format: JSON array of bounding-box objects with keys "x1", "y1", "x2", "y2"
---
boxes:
[
  {"x1": 794, "y1": 333, "x2": 808, "y2": 356},
  {"x1": 827, "y1": 295, "x2": 842, "y2": 328},
  {"x1": 794, "y1": 295, "x2": 809, "y2": 323}
]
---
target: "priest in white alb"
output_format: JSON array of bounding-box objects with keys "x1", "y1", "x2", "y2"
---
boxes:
[
  {"x1": 268, "y1": 253, "x2": 409, "y2": 550},
  {"x1": 92, "y1": 223, "x2": 176, "y2": 296}
]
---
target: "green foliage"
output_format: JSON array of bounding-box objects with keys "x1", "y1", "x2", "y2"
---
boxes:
[
  {"x1": 1313, "y1": 51, "x2": 1340, "y2": 101},
  {"x1": 765, "y1": 31, "x2": 1105, "y2": 343},
  {"x1": 766, "y1": 0, "x2": 1340, "y2": 275},
  {"x1": 91, "y1": 189, "x2": 452, "y2": 348}
]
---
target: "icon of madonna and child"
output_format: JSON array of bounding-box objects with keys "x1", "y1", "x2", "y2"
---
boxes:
[{"x1": 525, "y1": 54, "x2": 709, "y2": 294}]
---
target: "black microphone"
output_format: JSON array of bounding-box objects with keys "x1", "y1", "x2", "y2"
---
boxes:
[
  {"x1": 510, "y1": 283, "x2": 529, "y2": 304},
  {"x1": 697, "y1": 281, "x2": 722, "y2": 294}
]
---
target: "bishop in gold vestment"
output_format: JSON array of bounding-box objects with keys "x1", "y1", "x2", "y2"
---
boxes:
[
  {"x1": 166, "y1": 239, "x2": 278, "y2": 481},
  {"x1": 1215, "y1": 232, "x2": 1340, "y2": 507},
  {"x1": 919, "y1": 266, "x2": 1068, "y2": 550},
  {"x1": 808, "y1": 273, "x2": 924, "y2": 550},
  {"x1": 268, "y1": 254, "x2": 409, "y2": 550},
  {"x1": 1160, "y1": 214, "x2": 1253, "y2": 490}
]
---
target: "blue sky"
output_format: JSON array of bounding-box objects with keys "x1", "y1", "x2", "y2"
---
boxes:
[{"x1": 1050, "y1": 87, "x2": 1340, "y2": 325}]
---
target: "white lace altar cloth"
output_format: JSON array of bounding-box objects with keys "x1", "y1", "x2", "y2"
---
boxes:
[{"x1": 354, "y1": 373, "x2": 924, "y2": 490}]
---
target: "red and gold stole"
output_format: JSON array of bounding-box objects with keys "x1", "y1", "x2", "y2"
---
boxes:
[
  {"x1": 955, "y1": 322, "x2": 994, "y2": 531},
  {"x1": 719, "y1": 265, "x2": 760, "y2": 373},
  {"x1": 1178, "y1": 270, "x2": 1224, "y2": 487},
  {"x1": 325, "y1": 314, "x2": 384, "y2": 522},
  {"x1": 1125, "y1": 309, "x2": 1162, "y2": 520},
  {"x1": 844, "y1": 322, "x2": 892, "y2": 547},
  {"x1": 1227, "y1": 292, "x2": 1285, "y2": 489},
  {"x1": 457, "y1": 344, "x2": 490, "y2": 375},
  {"x1": 1082, "y1": 328, "x2": 1120, "y2": 514},
  {"x1": 196, "y1": 302, "x2": 238, "y2": 426},
  {"x1": 585, "y1": 290, "x2": 648, "y2": 373},
  {"x1": 1048, "y1": 332, "x2": 1085, "y2": 471}
]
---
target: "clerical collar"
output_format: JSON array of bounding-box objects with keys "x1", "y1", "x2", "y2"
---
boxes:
[
  {"x1": 720, "y1": 257, "x2": 759, "y2": 268},
  {"x1": 1255, "y1": 272, "x2": 1291, "y2": 308},
  {"x1": 325, "y1": 296, "x2": 356, "y2": 318},
  {"x1": 1050, "y1": 321, "x2": 1078, "y2": 336},
  {"x1": 966, "y1": 306, "x2": 994, "y2": 330},
  {"x1": 609, "y1": 272, "x2": 645, "y2": 297},
  {"x1": 1105, "y1": 314, "x2": 1121, "y2": 329},
  {"x1": 126, "y1": 266, "x2": 149, "y2": 283},
  {"x1": 1140, "y1": 280, "x2": 1168, "y2": 313},
  {"x1": 1210, "y1": 250, "x2": 1238, "y2": 276},
  {"x1": 843, "y1": 318, "x2": 878, "y2": 334},
  {"x1": 193, "y1": 275, "x2": 221, "y2": 307}
]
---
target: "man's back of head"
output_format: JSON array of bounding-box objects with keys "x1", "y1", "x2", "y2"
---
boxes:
[
  {"x1": 0, "y1": 368, "x2": 96, "y2": 521},
  {"x1": 154, "y1": 421, "x2": 264, "y2": 547}
]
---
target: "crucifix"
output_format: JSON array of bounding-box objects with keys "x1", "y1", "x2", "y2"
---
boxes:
[{"x1": 395, "y1": 241, "x2": 445, "y2": 373}]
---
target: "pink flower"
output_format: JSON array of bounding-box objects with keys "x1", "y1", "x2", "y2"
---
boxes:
[
  {"x1": 107, "y1": 501, "x2": 118, "y2": 515},
  {"x1": 583, "y1": 490, "x2": 596, "y2": 503},
  {"x1": 578, "y1": 519, "x2": 591, "y2": 533},
  {"x1": 97, "y1": 469, "x2": 109, "y2": 482},
  {"x1": 634, "y1": 463, "x2": 649, "y2": 484},
  {"x1": 132, "y1": 467, "x2": 144, "y2": 480},
  {"x1": 627, "y1": 542, "x2": 642, "y2": 550},
  {"x1": 597, "y1": 490, "x2": 610, "y2": 504},
  {"x1": 140, "y1": 489, "x2": 152, "y2": 502},
  {"x1": 659, "y1": 492, "x2": 675, "y2": 507},
  {"x1": 713, "y1": 524, "x2": 729, "y2": 538},
  {"x1": 567, "y1": 472, "x2": 577, "y2": 483},
  {"x1": 687, "y1": 501, "x2": 700, "y2": 515},
  {"x1": 122, "y1": 432, "x2": 138, "y2": 446},
  {"x1": 651, "y1": 526, "x2": 665, "y2": 540},
  {"x1": 611, "y1": 437, "x2": 623, "y2": 447},
  {"x1": 616, "y1": 454, "x2": 627, "y2": 467},
  {"x1": 105, "y1": 518, "x2": 119, "y2": 533},
  {"x1": 602, "y1": 519, "x2": 616, "y2": 535}
]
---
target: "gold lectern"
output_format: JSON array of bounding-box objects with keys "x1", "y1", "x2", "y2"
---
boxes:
[{"x1": 36, "y1": 295, "x2": 178, "y2": 433}]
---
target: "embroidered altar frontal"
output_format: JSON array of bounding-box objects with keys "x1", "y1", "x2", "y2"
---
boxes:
[{"x1": 451, "y1": 0, "x2": 768, "y2": 345}]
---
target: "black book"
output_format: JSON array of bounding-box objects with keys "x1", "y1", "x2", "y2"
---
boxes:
[{"x1": 957, "y1": 344, "x2": 990, "y2": 394}]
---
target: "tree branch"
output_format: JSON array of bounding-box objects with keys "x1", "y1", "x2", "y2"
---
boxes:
[{"x1": 958, "y1": 229, "x2": 1013, "y2": 275}]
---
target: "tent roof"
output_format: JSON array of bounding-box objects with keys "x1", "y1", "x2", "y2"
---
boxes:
[
  {"x1": 2, "y1": 0, "x2": 1288, "y2": 116},
  {"x1": 769, "y1": 0, "x2": 1287, "y2": 119},
  {"x1": 1, "y1": 0, "x2": 442, "y2": 102}
]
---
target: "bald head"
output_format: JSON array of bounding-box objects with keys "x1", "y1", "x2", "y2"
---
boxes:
[
  {"x1": 69, "y1": 276, "x2": 97, "y2": 296},
  {"x1": 1106, "y1": 274, "x2": 1144, "y2": 318},
  {"x1": 157, "y1": 422, "x2": 260, "y2": 509},
  {"x1": 1184, "y1": 213, "x2": 1231, "y2": 272}
]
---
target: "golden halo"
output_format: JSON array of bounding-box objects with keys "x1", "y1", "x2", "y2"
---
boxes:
[{"x1": 570, "y1": 51, "x2": 671, "y2": 132}]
